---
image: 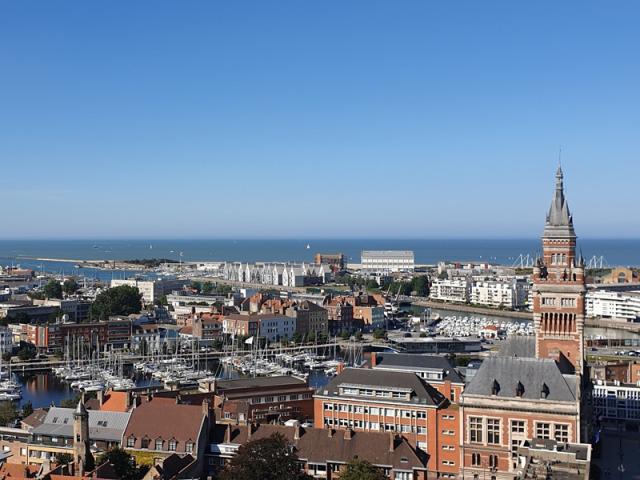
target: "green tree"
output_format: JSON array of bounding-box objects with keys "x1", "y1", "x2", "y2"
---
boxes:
[
  {"x1": 21, "y1": 400, "x2": 34, "y2": 418},
  {"x1": 202, "y1": 281, "x2": 214, "y2": 294},
  {"x1": 0, "y1": 402, "x2": 18, "y2": 426},
  {"x1": 339, "y1": 459, "x2": 386, "y2": 480},
  {"x1": 43, "y1": 280, "x2": 63, "y2": 299},
  {"x1": 410, "y1": 275, "x2": 430, "y2": 297},
  {"x1": 340, "y1": 330, "x2": 351, "y2": 341},
  {"x1": 219, "y1": 433, "x2": 312, "y2": 480},
  {"x1": 63, "y1": 278, "x2": 79, "y2": 296},
  {"x1": 90, "y1": 285, "x2": 142, "y2": 320},
  {"x1": 55, "y1": 452, "x2": 73, "y2": 466},
  {"x1": 372, "y1": 328, "x2": 386, "y2": 340},
  {"x1": 354, "y1": 331, "x2": 363, "y2": 342},
  {"x1": 97, "y1": 447, "x2": 147, "y2": 480}
]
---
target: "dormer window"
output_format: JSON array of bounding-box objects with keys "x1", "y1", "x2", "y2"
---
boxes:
[
  {"x1": 516, "y1": 381, "x2": 525, "y2": 397},
  {"x1": 491, "y1": 380, "x2": 500, "y2": 396},
  {"x1": 541, "y1": 383, "x2": 550, "y2": 399},
  {"x1": 155, "y1": 439, "x2": 164, "y2": 451},
  {"x1": 127, "y1": 436, "x2": 135, "y2": 448}
]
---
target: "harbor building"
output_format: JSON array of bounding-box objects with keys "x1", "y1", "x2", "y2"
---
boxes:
[
  {"x1": 360, "y1": 250, "x2": 415, "y2": 274},
  {"x1": 471, "y1": 278, "x2": 530, "y2": 309},
  {"x1": 459, "y1": 167, "x2": 590, "y2": 480}
]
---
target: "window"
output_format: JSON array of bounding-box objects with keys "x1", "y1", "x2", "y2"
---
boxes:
[
  {"x1": 472, "y1": 453, "x2": 481, "y2": 466},
  {"x1": 155, "y1": 439, "x2": 163, "y2": 450},
  {"x1": 536, "y1": 422, "x2": 550, "y2": 439},
  {"x1": 510, "y1": 420, "x2": 525, "y2": 434},
  {"x1": 168, "y1": 440, "x2": 177, "y2": 451},
  {"x1": 395, "y1": 473, "x2": 411, "y2": 480},
  {"x1": 487, "y1": 419, "x2": 500, "y2": 445},
  {"x1": 489, "y1": 455, "x2": 498, "y2": 469},
  {"x1": 554, "y1": 424, "x2": 569, "y2": 443},
  {"x1": 470, "y1": 417, "x2": 483, "y2": 443},
  {"x1": 141, "y1": 438, "x2": 150, "y2": 449},
  {"x1": 127, "y1": 436, "x2": 135, "y2": 448}
]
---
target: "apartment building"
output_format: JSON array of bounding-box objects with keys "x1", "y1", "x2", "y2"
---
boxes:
[
  {"x1": 592, "y1": 379, "x2": 640, "y2": 425},
  {"x1": 585, "y1": 289, "x2": 640, "y2": 322},
  {"x1": 285, "y1": 300, "x2": 329, "y2": 337},
  {"x1": 471, "y1": 278, "x2": 530, "y2": 309},
  {"x1": 110, "y1": 278, "x2": 189, "y2": 304},
  {"x1": 430, "y1": 278, "x2": 471, "y2": 303}
]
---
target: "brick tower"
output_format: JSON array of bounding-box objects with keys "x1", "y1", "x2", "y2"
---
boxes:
[
  {"x1": 73, "y1": 399, "x2": 91, "y2": 475},
  {"x1": 532, "y1": 166, "x2": 586, "y2": 374}
]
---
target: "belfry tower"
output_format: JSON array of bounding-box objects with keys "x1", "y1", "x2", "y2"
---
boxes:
[
  {"x1": 532, "y1": 166, "x2": 586, "y2": 374},
  {"x1": 73, "y1": 399, "x2": 91, "y2": 475}
]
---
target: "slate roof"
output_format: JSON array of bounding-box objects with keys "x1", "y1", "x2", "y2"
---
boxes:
[
  {"x1": 216, "y1": 375, "x2": 307, "y2": 391},
  {"x1": 498, "y1": 336, "x2": 535, "y2": 358},
  {"x1": 544, "y1": 166, "x2": 575, "y2": 238},
  {"x1": 215, "y1": 424, "x2": 426, "y2": 471},
  {"x1": 373, "y1": 353, "x2": 464, "y2": 383},
  {"x1": 31, "y1": 407, "x2": 131, "y2": 442},
  {"x1": 317, "y1": 367, "x2": 446, "y2": 406},
  {"x1": 463, "y1": 356, "x2": 578, "y2": 402}
]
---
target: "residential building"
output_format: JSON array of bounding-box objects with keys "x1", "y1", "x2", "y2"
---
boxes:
[
  {"x1": 471, "y1": 278, "x2": 530, "y2": 309},
  {"x1": 430, "y1": 278, "x2": 471, "y2": 303},
  {"x1": 285, "y1": 301, "x2": 329, "y2": 338},
  {"x1": 209, "y1": 423, "x2": 428, "y2": 480},
  {"x1": 585, "y1": 289, "x2": 640, "y2": 322},
  {"x1": 197, "y1": 376, "x2": 315, "y2": 424},
  {"x1": 27, "y1": 403, "x2": 131, "y2": 466},
  {"x1": 192, "y1": 313, "x2": 223, "y2": 344},
  {"x1": 602, "y1": 267, "x2": 639, "y2": 284},
  {"x1": 0, "y1": 326, "x2": 13, "y2": 354},
  {"x1": 32, "y1": 298, "x2": 92, "y2": 322},
  {"x1": 361, "y1": 250, "x2": 415, "y2": 273},
  {"x1": 123, "y1": 396, "x2": 210, "y2": 470},
  {"x1": 322, "y1": 297, "x2": 354, "y2": 334},
  {"x1": 26, "y1": 319, "x2": 132, "y2": 352}
]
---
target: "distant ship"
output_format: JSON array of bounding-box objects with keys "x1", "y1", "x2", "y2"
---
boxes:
[{"x1": 306, "y1": 244, "x2": 311, "y2": 250}]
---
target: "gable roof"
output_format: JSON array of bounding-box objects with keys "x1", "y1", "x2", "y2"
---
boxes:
[
  {"x1": 123, "y1": 397, "x2": 204, "y2": 446},
  {"x1": 463, "y1": 356, "x2": 578, "y2": 402},
  {"x1": 215, "y1": 424, "x2": 426, "y2": 471},
  {"x1": 498, "y1": 336, "x2": 535, "y2": 358}
]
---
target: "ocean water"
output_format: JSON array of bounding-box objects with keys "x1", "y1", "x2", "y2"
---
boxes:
[{"x1": 0, "y1": 238, "x2": 638, "y2": 273}]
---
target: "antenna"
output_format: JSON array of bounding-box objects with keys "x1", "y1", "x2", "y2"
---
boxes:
[{"x1": 558, "y1": 146, "x2": 562, "y2": 167}]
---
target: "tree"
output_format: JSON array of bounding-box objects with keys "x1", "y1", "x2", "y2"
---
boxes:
[
  {"x1": 372, "y1": 328, "x2": 386, "y2": 340},
  {"x1": 219, "y1": 433, "x2": 312, "y2": 480},
  {"x1": 21, "y1": 400, "x2": 34, "y2": 418},
  {"x1": 339, "y1": 459, "x2": 386, "y2": 480},
  {"x1": 90, "y1": 285, "x2": 142, "y2": 320},
  {"x1": 43, "y1": 280, "x2": 63, "y2": 299},
  {"x1": 63, "y1": 278, "x2": 79, "y2": 296},
  {"x1": 97, "y1": 447, "x2": 146, "y2": 480},
  {"x1": 202, "y1": 281, "x2": 214, "y2": 294},
  {"x1": 55, "y1": 452, "x2": 73, "y2": 466},
  {"x1": 0, "y1": 402, "x2": 18, "y2": 426}
]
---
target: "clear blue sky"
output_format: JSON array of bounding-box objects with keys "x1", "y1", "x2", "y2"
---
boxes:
[{"x1": 1, "y1": 1, "x2": 638, "y2": 239}]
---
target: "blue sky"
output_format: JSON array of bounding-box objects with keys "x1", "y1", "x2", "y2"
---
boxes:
[{"x1": 1, "y1": 1, "x2": 638, "y2": 239}]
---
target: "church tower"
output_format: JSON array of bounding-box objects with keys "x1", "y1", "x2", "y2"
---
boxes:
[
  {"x1": 532, "y1": 166, "x2": 586, "y2": 374},
  {"x1": 73, "y1": 399, "x2": 91, "y2": 475}
]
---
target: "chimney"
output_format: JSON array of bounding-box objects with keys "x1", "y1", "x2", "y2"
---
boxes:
[
  {"x1": 389, "y1": 433, "x2": 395, "y2": 452},
  {"x1": 97, "y1": 389, "x2": 105, "y2": 406},
  {"x1": 344, "y1": 428, "x2": 353, "y2": 440},
  {"x1": 248, "y1": 422, "x2": 256, "y2": 439},
  {"x1": 327, "y1": 428, "x2": 334, "y2": 438},
  {"x1": 370, "y1": 352, "x2": 377, "y2": 368},
  {"x1": 224, "y1": 424, "x2": 231, "y2": 443},
  {"x1": 336, "y1": 362, "x2": 345, "y2": 375},
  {"x1": 294, "y1": 424, "x2": 301, "y2": 440},
  {"x1": 125, "y1": 391, "x2": 133, "y2": 410}
]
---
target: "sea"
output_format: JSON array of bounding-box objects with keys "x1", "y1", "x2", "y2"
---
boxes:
[{"x1": 1, "y1": 238, "x2": 639, "y2": 280}]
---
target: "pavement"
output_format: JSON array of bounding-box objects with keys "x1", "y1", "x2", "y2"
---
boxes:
[{"x1": 595, "y1": 429, "x2": 640, "y2": 480}]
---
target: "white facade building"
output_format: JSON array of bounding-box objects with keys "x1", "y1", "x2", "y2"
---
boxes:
[
  {"x1": 430, "y1": 278, "x2": 471, "y2": 303},
  {"x1": 586, "y1": 290, "x2": 640, "y2": 322},
  {"x1": 258, "y1": 314, "x2": 297, "y2": 342},
  {"x1": 110, "y1": 278, "x2": 189, "y2": 304},
  {"x1": 593, "y1": 379, "x2": 640, "y2": 422},
  {"x1": 471, "y1": 277, "x2": 530, "y2": 309},
  {"x1": 360, "y1": 250, "x2": 415, "y2": 273}
]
